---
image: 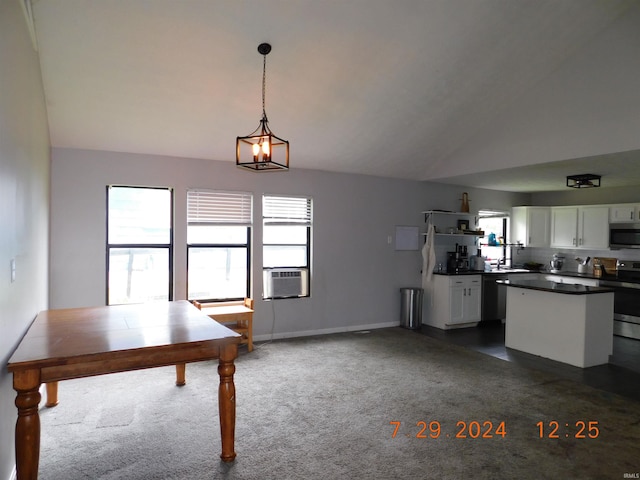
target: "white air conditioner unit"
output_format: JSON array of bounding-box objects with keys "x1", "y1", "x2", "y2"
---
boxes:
[{"x1": 264, "y1": 268, "x2": 307, "y2": 298}]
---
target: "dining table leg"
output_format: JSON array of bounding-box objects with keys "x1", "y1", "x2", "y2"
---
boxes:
[
  {"x1": 175, "y1": 364, "x2": 186, "y2": 386},
  {"x1": 14, "y1": 369, "x2": 42, "y2": 480},
  {"x1": 45, "y1": 382, "x2": 59, "y2": 407},
  {"x1": 218, "y1": 343, "x2": 238, "y2": 462}
]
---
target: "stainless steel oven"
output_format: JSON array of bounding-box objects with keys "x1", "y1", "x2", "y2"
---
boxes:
[{"x1": 599, "y1": 260, "x2": 640, "y2": 339}]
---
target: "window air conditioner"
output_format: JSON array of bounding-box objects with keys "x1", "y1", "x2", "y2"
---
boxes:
[{"x1": 265, "y1": 269, "x2": 306, "y2": 298}]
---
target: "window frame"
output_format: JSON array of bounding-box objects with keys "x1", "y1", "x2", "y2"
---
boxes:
[
  {"x1": 478, "y1": 210, "x2": 511, "y2": 267},
  {"x1": 262, "y1": 194, "x2": 312, "y2": 299},
  {"x1": 186, "y1": 189, "x2": 252, "y2": 303},
  {"x1": 105, "y1": 185, "x2": 174, "y2": 305}
]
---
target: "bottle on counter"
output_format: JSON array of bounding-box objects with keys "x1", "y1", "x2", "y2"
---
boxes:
[{"x1": 594, "y1": 264, "x2": 603, "y2": 278}]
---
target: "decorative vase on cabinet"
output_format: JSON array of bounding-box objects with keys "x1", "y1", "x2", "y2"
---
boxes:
[{"x1": 460, "y1": 193, "x2": 470, "y2": 213}]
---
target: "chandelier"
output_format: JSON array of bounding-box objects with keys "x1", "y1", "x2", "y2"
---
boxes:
[
  {"x1": 566, "y1": 174, "x2": 601, "y2": 188},
  {"x1": 236, "y1": 43, "x2": 289, "y2": 171}
]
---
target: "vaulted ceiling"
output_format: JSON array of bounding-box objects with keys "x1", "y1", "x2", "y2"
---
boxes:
[{"x1": 29, "y1": 0, "x2": 640, "y2": 191}]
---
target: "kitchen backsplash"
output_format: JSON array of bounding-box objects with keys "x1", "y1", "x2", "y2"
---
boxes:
[{"x1": 512, "y1": 246, "x2": 640, "y2": 273}]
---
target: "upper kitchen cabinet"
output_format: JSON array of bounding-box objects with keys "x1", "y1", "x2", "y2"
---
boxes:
[
  {"x1": 551, "y1": 207, "x2": 577, "y2": 248},
  {"x1": 609, "y1": 204, "x2": 640, "y2": 223},
  {"x1": 511, "y1": 206, "x2": 550, "y2": 247},
  {"x1": 550, "y1": 206, "x2": 609, "y2": 249}
]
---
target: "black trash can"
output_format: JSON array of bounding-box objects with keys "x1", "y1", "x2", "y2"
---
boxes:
[{"x1": 400, "y1": 288, "x2": 423, "y2": 330}]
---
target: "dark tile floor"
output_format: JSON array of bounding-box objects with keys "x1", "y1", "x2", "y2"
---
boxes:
[{"x1": 419, "y1": 320, "x2": 640, "y2": 403}]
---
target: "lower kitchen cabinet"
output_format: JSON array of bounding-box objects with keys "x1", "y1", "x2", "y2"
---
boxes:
[{"x1": 424, "y1": 275, "x2": 482, "y2": 329}]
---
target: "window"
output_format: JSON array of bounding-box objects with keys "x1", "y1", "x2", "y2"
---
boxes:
[
  {"x1": 187, "y1": 190, "x2": 252, "y2": 302},
  {"x1": 262, "y1": 195, "x2": 312, "y2": 299},
  {"x1": 106, "y1": 186, "x2": 173, "y2": 305},
  {"x1": 478, "y1": 210, "x2": 510, "y2": 267}
]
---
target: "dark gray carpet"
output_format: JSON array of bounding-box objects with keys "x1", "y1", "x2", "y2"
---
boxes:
[{"x1": 37, "y1": 327, "x2": 640, "y2": 479}]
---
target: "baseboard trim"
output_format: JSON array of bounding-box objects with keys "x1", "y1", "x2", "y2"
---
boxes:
[{"x1": 253, "y1": 321, "x2": 400, "y2": 342}]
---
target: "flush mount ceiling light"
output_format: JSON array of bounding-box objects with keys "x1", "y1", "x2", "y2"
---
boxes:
[
  {"x1": 236, "y1": 43, "x2": 289, "y2": 172},
  {"x1": 566, "y1": 174, "x2": 601, "y2": 188}
]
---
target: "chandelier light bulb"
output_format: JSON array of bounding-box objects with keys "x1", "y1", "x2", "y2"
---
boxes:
[
  {"x1": 252, "y1": 143, "x2": 260, "y2": 157},
  {"x1": 262, "y1": 141, "x2": 270, "y2": 155}
]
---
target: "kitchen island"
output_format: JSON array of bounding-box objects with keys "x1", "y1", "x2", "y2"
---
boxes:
[{"x1": 497, "y1": 279, "x2": 614, "y2": 368}]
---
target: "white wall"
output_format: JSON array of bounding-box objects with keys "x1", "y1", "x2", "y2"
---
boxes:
[
  {"x1": 50, "y1": 148, "x2": 528, "y2": 338},
  {"x1": 0, "y1": 1, "x2": 51, "y2": 478},
  {"x1": 438, "y1": 4, "x2": 640, "y2": 178},
  {"x1": 530, "y1": 185, "x2": 640, "y2": 207}
]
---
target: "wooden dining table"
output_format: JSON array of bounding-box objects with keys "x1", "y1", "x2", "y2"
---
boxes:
[{"x1": 7, "y1": 300, "x2": 241, "y2": 480}]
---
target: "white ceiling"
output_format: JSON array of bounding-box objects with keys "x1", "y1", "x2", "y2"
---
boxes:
[{"x1": 29, "y1": 0, "x2": 640, "y2": 192}]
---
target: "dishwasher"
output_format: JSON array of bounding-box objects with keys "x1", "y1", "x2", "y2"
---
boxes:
[{"x1": 482, "y1": 274, "x2": 508, "y2": 322}]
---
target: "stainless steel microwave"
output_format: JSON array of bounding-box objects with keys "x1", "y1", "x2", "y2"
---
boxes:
[{"x1": 610, "y1": 223, "x2": 640, "y2": 249}]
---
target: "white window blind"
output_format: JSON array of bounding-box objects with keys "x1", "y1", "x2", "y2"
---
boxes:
[
  {"x1": 187, "y1": 190, "x2": 252, "y2": 225},
  {"x1": 263, "y1": 195, "x2": 312, "y2": 225}
]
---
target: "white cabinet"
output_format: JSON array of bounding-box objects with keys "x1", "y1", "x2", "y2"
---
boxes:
[
  {"x1": 579, "y1": 206, "x2": 609, "y2": 248},
  {"x1": 449, "y1": 277, "x2": 482, "y2": 325},
  {"x1": 550, "y1": 206, "x2": 609, "y2": 249},
  {"x1": 550, "y1": 207, "x2": 578, "y2": 248},
  {"x1": 424, "y1": 275, "x2": 481, "y2": 329},
  {"x1": 511, "y1": 206, "x2": 550, "y2": 247},
  {"x1": 609, "y1": 204, "x2": 640, "y2": 223}
]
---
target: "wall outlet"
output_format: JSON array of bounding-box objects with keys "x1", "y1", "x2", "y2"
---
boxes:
[{"x1": 10, "y1": 258, "x2": 16, "y2": 283}]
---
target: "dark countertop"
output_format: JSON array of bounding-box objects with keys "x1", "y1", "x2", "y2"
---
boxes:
[
  {"x1": 495, "y1": 279, "x2": 614, "y2": 295},
  {"x1": 544, "y1": 270, "x2": 608, "y2": 281},
  {"x1": 434, "y1": 269, "x2": 532, "y2": 276}
]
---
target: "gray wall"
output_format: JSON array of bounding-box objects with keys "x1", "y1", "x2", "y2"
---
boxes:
[
  {"x1": 0, "y1": 1, "x2": 51, "y2": 478},
  {"x1": 50, "y1": 148, "x2": 527, "y2": 339}
]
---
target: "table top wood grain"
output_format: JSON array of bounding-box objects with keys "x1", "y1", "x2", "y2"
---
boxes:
[{"x1": 8, "y1": 300, "x2": 241, "y2": 372}]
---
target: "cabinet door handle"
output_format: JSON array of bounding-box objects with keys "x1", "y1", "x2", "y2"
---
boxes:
[
  {"x1": 632, "y1": 211, "x2": 635, "y2": 220},
  {"x1": 573, "y1": 237, "x2": 576, "y2": 245},
  {"x1": 528, "y1": 236, "x2": 531, "y2": 244}
]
